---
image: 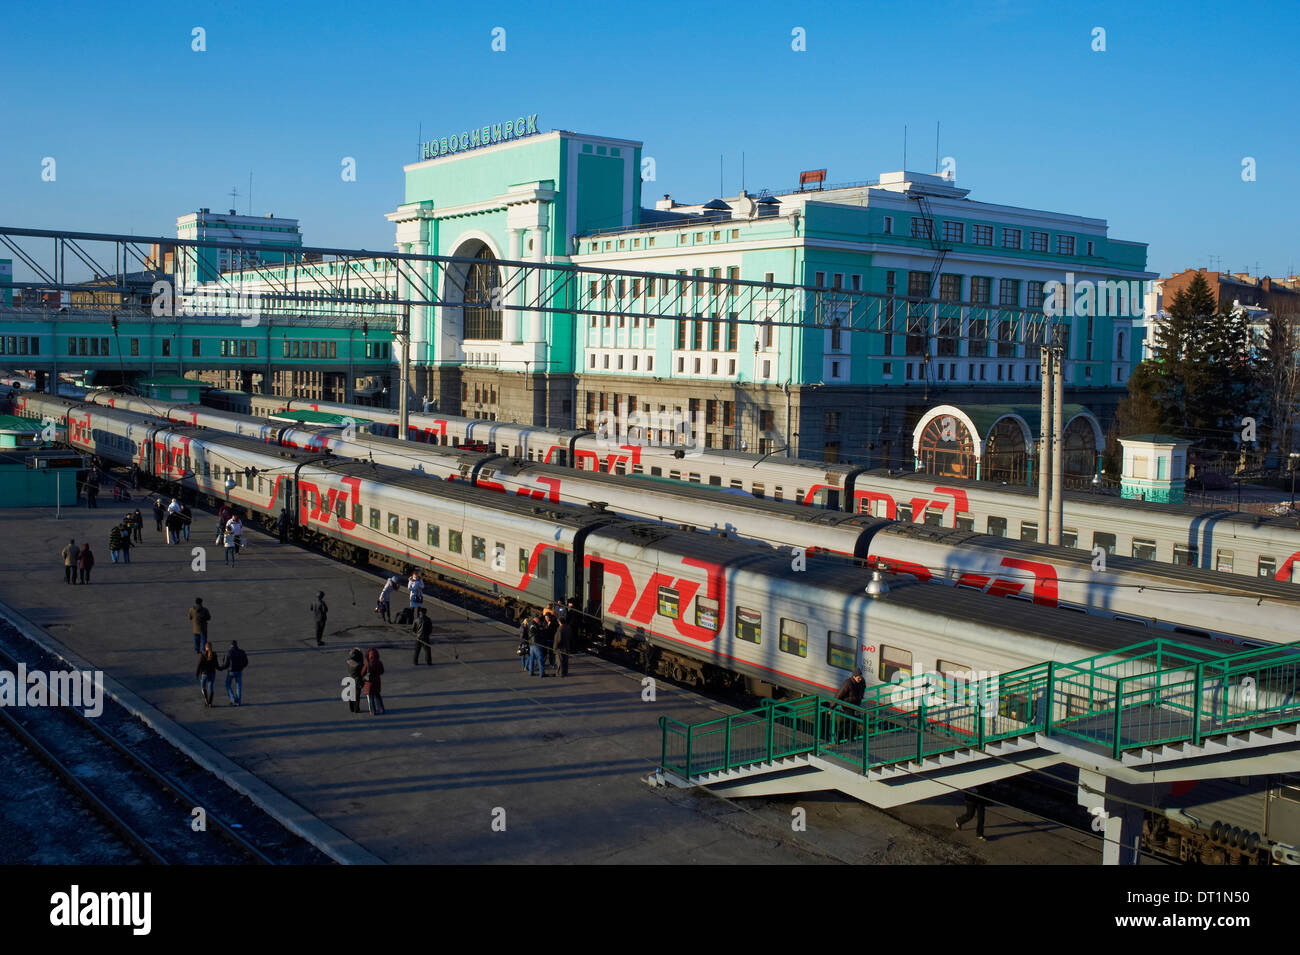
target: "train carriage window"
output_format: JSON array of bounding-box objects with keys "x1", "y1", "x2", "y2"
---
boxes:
[
  {"x1": 449, "y1": 530, "x2": 462, "y2": 554},
  {"x1": 730, "y1": 479, "x2": 744, "y2": 489},
  {"x1": 880, "y1": 645, "x2": 913, "y2": 683},
  {"x1": 938, "y1": 659, "x2": 973, "y2": 679},
  {"x1": 471, "y1": 536, "x2": 486, "y2": 561},
  {"x1": 695, "y1": 596, "x2": 719, "y2": 631},
  {"x1": 827, "y1": 630, "x2": 856, "y2": 671},
  {"x1": 1020, "y1": 521, "x2": 1038, "y2": 542},
  {"x1": 535, "y1": 552, "x2": 549, "y2": 578},
  {"x1": 669, "y1": 470, "x2": 681, "y2": 480},
  {"x1": 1062, "y1": 528, "x2": 1078, "y2": 549},
  {"x1": 779, "y1": 618, "x2": 808, "y2": 658},
  {"x1": 519, "y1": 548, "x2": 529, "y2": 573},
  {"x1": 1215, "y1": 549, "x2": 1234, "y2": 573},
  {"x1": 407, "y1": 519, "x2": 419, "y2": 541},
  {"x1": 751, "y1": 483, "x2": 765, "y2": 499},
  {"x1": 657, "y1": 586, "x2": 680, "y2": 619},
  {"x1": 774, "y1": 486, "x2": 783, "y2": 501},
  {"x1": 1173, "y1": 544, "x2": 1197, "y2": 566},
  {"x1": 387, "y1": 514, "x2": 399, "y2": 535},
  {"x1": 258, "y1": 477, "x2": 265, "y2": 495},
  {"x1": 955, "y1": 517, "x2": 974, "y2": 533},
  {"x1": 689, "y1": 473, "x2": 702, "y2": 485},
  {"x1": 427, "y1": 524, "x2": 439, "y2": 548},
  {"x1": 1259, "y1": 556, "x2": 1277, "y2": 578},
  {"x1": 369, "y1": 508, "x2": 380, "y2": 530},
  {"x1": 709, "y1": 476, "x2": 722, "y2": 487},
  {"x1": 736, "y1": 607, "x2": 761, "y2": 643},
  {"x1": 651, "y1": 467, "x2": 663, "y2": 477},
  {"x1": 897, "y1": 504, "x2": 913, "y2": 523},
  {"x1": 353, "y1": 503, "x2": 363, "y2": 525},
  {"x1": 1093, "y1": 531, "x2": 1117, "y2": 555},
  {"x1": 1132, "y1": 539, "x2": 1157, "y2": 561},
  {"x1": 924, "y1": 509, "x2": 943, "y2": 527},
  {"x1": 1173, "y1": 626, "x2": 1209, "y2": 640}
]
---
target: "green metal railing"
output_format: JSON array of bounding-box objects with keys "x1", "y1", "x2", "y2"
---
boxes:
[{"x1": 658, "y1": 638, "x2": 1300, "y2": 779}]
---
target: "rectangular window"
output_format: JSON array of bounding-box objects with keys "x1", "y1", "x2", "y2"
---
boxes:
[
  {"x1": 387, "y1": 513, "x2": 399, "y2": 535},
  {"x1": 1132, "y1": 539, "x2": 1157, "y2": 561},
  {"x1": 130, "y1": 338, "x2": 140, "y2": 356},
  {"x1": 470, "y1": 535, "x2": 486, "y2": 561},
  {"x1": 407, "y1": 518, "x2": 419, "y2": 541},
  {"x1": 880, "y1": 645, "x2": 913, "y2": 684},
  {"x1": 882, "y1": 215, "x2": 893, "y2": 234},
  {"x1": 736, "y1": 607, "x2": 761, "y2": 644},
  {"x1": 969, "y1": 277, "x2": 991, "y2": 305},
  {"x1": 911, "y1": 218, "x2": 933, "y2": 240},
  {"x1": 1020, "y1": 521, "x2": 1038, "y2": 542},
  {"x1": 938, "y1": 274, "x2": 961, "y2": 302},
  {"x1": 815, "y1": 271, "x2": 826, "y2": 287},
  {"x1": 827, "y1": 631, "x2": 855, "y2": 671},
  {"x1": 1215, "y1": 549, "x2": 1234, "y2": 573},
  {"x1": 448, "y1": 530, "x2": 462, "y2": 554},
  {"x1": 1002, "y1": 227, "x2": 1022, "y2": 250},
  {"x1": 1030, "y1": 231, "x2": 1048, "y2": 252},
  {"x1": 1094, "y1": 532, "x2": 1117, "y2": 555},
  {"x1": 943, "y1": 221, "x2": 964, "y2": 243},
  {"x1": 695, "y1": 596, "x2": 719, "y2": 631},
  {"x1": 1027, "y1": 280, "x2": 1046, "y2": 308},
  {"x1": 423, "y1": 523, "x2": 439, "y2": 548},
  {"x1": 1173, "y1": 544, "x2": 1197, "y2": 566},
  {"x1": 369, "y1": 508, "x2": 380, "y2": 530},
  {"x1": 971, "y1": 224, "x2": 993, "y2": 246},
  {"x1": 955, "y1": 517, "x2": 974, "y2": 533},
  {"x1": 657, "y1": 586, "x2": 680, "y2": 619},
  {"x1": 192, "y1": 338, "x2": 200, "y2": 357},
  {"x1": 1259, "y1": 556, "x2": 1277, "y2": 578},
  {"x1": 779, "y1": 618, "x2": 808, "y2": 658},
  {"x1": 998, "y1": 279, "x2": 1020, "y2": 307},
  {"x1": 1056, "y1": 235, "x2": 1075, "y2": 255},
  {"x1": 1062, "y1": 528, "x2": 1078, "y2": 549},
  {"x1": 987, "y1": 516, "x2": 1008, "y2": 537},
  {"x1": 896, "y1": 504, "x2": 913, "y2": 523}
]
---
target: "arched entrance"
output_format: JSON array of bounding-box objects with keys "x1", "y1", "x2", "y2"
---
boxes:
[
  {"x1": 985, "y1": 417, "x2": 1029, "y2": 484},
  {"x1": 916, "y1": 414, "x2": 976, "y2": 479},
  {"x1": 1063, "y1": 414, "x2": 1101, "y2": 484},
  {"x1": 443, "y1": 237, "x2": 505, "y2": 347}
]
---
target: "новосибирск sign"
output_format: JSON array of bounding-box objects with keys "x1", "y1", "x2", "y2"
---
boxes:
[{"x1": 421, "y1": 114, "x2": 540, "y2": 160}]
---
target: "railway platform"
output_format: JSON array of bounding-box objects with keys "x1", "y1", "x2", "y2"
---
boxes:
[{"x1": 0, "y1": 503, "x2": 1105, "y2": 864}]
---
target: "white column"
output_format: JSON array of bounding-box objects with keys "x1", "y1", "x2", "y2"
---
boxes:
[
  {"x1": 396, "y1": 242, "x2": 412, "y2": 369},
  {"x1": 410, "y1": 240, "x2": 428, "y2": 364},
  {"x1": 528, "y1": 224, "x2": 548, "y2": 343},
  {"x1": 506, "y1": 228, "x2": 524, "y2": 343}
]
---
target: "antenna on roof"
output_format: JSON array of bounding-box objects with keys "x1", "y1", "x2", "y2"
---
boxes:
[
  {"x1": 903, "y1": 125, "x2": 907, "y2": 171},
  {"x1": 935, "y1": 121, "x2": 940, "y2": 173}
]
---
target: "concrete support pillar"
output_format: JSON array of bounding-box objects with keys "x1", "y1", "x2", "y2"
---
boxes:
[
  {"x1": 505, "y1": 228, "x2": 524, "y2": 343},
  {"x1": 1050, "y1": 348, "x2": 1064, "y2": 546},
  {"x1": 1077, "y1": 769, "x2": 1146, "y2": 865},
  {"x1": 1038, "y1": 345, "x2": 1052, "y2": 543},
  {"x1": 409, "y1": 241, "x2": 428, "y2": 366},
  {"x1": 528, "y1": 225, "x2": 548, "y2": 344}
]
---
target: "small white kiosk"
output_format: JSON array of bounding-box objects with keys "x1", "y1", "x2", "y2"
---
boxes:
[{"x1": 1118, "y1": 434, "x2": 1190, "y2": 504}]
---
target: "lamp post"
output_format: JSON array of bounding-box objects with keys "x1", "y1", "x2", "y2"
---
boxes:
[{"x1": 1290, "y1": 452, "x2": 1299, "y2": 510}]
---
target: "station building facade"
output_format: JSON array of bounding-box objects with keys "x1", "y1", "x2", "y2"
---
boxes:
[{"x1": 195, "y1": 122, "x2": 1153, "y2": 467}]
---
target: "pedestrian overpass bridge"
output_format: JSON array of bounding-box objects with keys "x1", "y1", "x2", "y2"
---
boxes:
[{"x1": 650, "y1": 637, "x2": 1300, "y2": 864}]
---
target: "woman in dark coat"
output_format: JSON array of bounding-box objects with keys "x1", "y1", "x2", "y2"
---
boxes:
[
  {"x1": 362, "y1": 648, "x2": 385, "y2": 715},
  {"x1": 345, "y1": 648, "x2": 365, "y2": 714},
  {"x1": 196, "y1": 642, "x2": 219, "y2": 708},
  {"x1": 77, "y1": 543, "x2": 95, "y2": 584}
]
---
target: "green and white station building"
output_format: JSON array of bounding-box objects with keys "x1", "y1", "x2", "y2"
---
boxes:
[{"x1": 201, "y1": 118, "x2": 1155, "y2": 466}]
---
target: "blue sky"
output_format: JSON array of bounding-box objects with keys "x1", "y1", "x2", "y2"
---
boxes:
[{"x1": 3, "y1": 0, "x2": 1297, "y2": 277}]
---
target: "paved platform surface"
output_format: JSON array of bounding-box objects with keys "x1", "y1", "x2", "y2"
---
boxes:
[{"x1": 0, "y1": 500, "x2": 1105, "y2": 864}]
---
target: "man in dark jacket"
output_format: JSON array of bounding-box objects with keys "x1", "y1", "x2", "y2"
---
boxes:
[
  {"x1": 555, "y1": 615, "x2": 575, "y2": 678},
  {"x1": 831, "y1": 668, "x2": 867, "y2": 742},
  {"x1": 219, "y1": 640, "x2": 249, "y2": 706},
  {"x1": 277, "y1": 508, "x2": 289, "y2": 544},
  {"x1": 311, "y1": 592, "x2": 328, "y2": 646},
  {"x1": 540, "y1": 608, "x2": 559, "y2": 668},
  {"x1": 132, "y1": 508, "x2": 144, "y2": 542},
  {"x1": 412, "y1": 607, "x2": 434, "y2": 665},
  {"x1": 525, "y1": 612, "x2": 546, "y2": 678},
  {"x1": 188, "y1": 597, "x2": 211, "y2": 655}
]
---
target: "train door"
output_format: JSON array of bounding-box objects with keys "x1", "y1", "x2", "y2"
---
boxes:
[
  {"x1": 587, "y1": 560, "x2": 605, "y2": 620},
  {"x1": 1268, "y1": 774, "x2": 1300, "y2": 852},
  {"x1": 553, "y1": 553, "x2": 568, "y2": 605}
]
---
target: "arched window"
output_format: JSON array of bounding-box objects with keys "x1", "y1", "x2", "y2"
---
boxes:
[{"x1": 464, "y1": 247, "x2": 502, "y2": 340}]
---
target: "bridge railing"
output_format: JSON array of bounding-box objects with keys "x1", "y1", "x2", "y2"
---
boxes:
[{"x1": 658, "y1": 639, "x2": 1300, "y2": 779}]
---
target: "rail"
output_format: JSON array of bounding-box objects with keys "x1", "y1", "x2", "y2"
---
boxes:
[{"x1": 659, "y1": 637, "x2": 1300, "y2": 779}]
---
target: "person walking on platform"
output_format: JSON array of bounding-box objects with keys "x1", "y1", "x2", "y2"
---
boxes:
[
  {"x1": 119, "y1": 522, "x2": 132, "y2": 564},
  {"x1": 219, "y1": 640, "x2": 248, "y2": 706},
  {"x1": 180, "y1": 503, "x2": 192, "y2": 542},
  {"x1": 166, "y1": 508, "x2": 183, "y2": 546},
  {"x1": 525, "y1": 612, "x2": 547, "y2": 678},
  {"x1": 955, "y1": 787, "x2": 989, "y2": 841},
  {"x1": 277, "y1": 507, "x2": 289, "y2": 544},
  {"x1": 555, "y1": 612, "x2": 575, "y2": 678},
  {"x1": 196, "y1": 642, "x2": 219, "y2": 708},
  {"x1": 227, "y1": 514, "x2": 244, "y2": 554},
  {"x1": 540, "y1": 608, "x2": 559, "y2": 669},
  {"x1": 345, "y1": 647, "x2": 365, "y2": 713},
  {"x1": 362, "y1": 648, "x2": 385, "y2": 715},
  {"x1": 109, "y1": 525, "x2": 123, "y2": 563},
  {"x1": 61, "y1": 539, "x2": 76, "y2": 584},
  {"x1": 76, "y1": 543, "x2": 95, "y2": 584},
  {"x1": 130, "y1": 463, "x2": 141, "y2": 489},
  {"x1": 375, "y1": 576, "x2": 397, "y2": 623},
  {"x1": 407, "y1": 570, "x2": 425, "y2": 613},
  {"x1": 311, "y1": 591, "x2": 328, "y2": 646},
  {"x1": 188, "y1": 597, "x2": 211, "y2": 655},
  {"x1": 413, "y1": 607, "x2": 434, "y2": 665},
  {"x1": 85, "y1": 470, "x2": 99, "y2": 509},
  {"x1": 222, "y1": 521, "x2": 239, "y2": 566},
  {"x1": 132, "y1": 508, "x2": 143, "y2": 543},
  {"x1": 152, "y1": 497, "x2": 165, "y2": 533}
]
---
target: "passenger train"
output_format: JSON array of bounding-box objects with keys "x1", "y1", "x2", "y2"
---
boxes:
[
  {"x1": 200, "y1": 390, "x2": 1300, "y2": 588},
  {"x1": 17, "y1": 388, "x2": 1300, "y2": 650},
  {"x1": 32, "y1": 396, "x2": 1300, "y2": 865}
]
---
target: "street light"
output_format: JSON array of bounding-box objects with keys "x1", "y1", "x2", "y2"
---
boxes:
[{"x1": 1290, "y1": 452, "x2": 1300, "y2": 510}]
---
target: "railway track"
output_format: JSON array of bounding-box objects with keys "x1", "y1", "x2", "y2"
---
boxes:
[{"x1": 0, "y1": 625, "x2": 330, "y2": 865}]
